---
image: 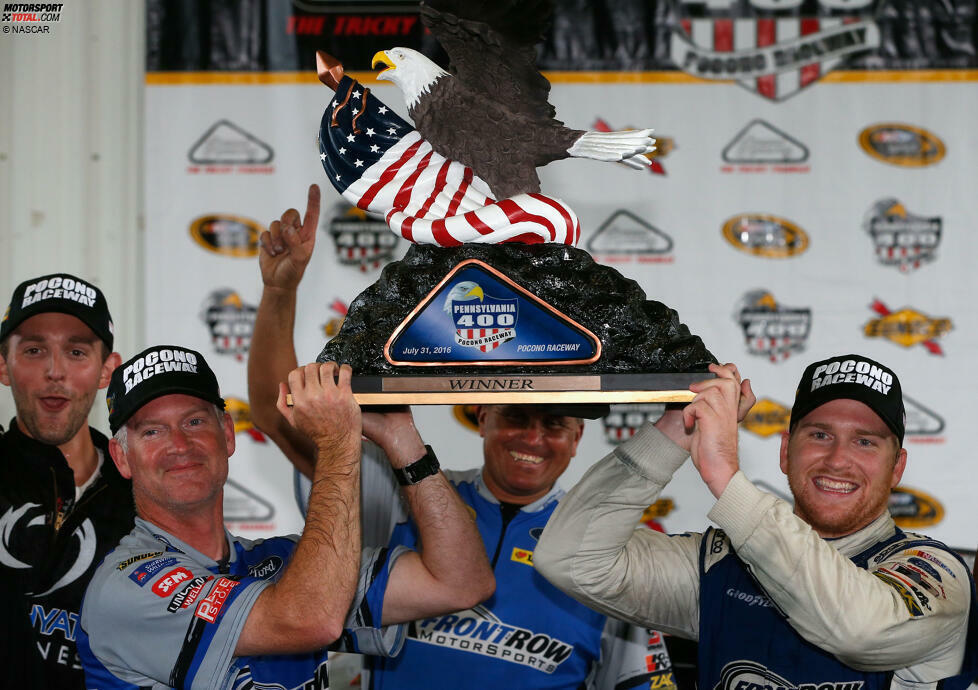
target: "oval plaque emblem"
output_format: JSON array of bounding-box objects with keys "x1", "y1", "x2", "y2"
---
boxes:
[
  {"x1": 189, "y1": 214, "x2": 262, "y2": 258},
  {"x1": 889, "y1": 486, "x2": 944, "y2": 528},
  {"x1": 722, "y1": 213, "x2": 809, "y2": 258},
  {"x1": 859, "y1": 123, "x2": 945, "y2": 168}
]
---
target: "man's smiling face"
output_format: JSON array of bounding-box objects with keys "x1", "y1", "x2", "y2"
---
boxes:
[
  {"x1": 478, "y1": 405, "x2": 583, "y2": 505},
  {"x1": 0, "y1": 312, "x2": 115, "y2": 447},
  {"x1": 781, "y1": 398, "x2": 906, "y2": 538}
]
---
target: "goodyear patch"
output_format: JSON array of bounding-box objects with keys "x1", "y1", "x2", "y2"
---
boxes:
[
  {"x1": 873, "y1": 571, "x2": 924, "y2": 617},
  {"x1": 722, "y1": 213, "x2": 809, "y2": 259},
  {"x1": 511, "y1": 547, "x2": 534, "y2": 567},
  {"x1": 907, "y1": 557, "x2": 943, "y2": 583}
]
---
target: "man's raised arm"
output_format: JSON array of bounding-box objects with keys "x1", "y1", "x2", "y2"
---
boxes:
[
  {"x1": 361, "y1": 408, "x2": 496, "y2": 625},
  {"x1": 236, "y1": 362, "x2": 363, "y2": 655},
  {"x1": 247, "y1": 184, "x2": 321, "y2": 478},
  {"x1": 535, "y1": 363, "x2": 755, "y2": 638}
]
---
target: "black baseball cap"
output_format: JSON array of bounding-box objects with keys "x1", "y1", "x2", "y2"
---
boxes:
[
  {"x1": 1, "y1": 273, "x2": 114, "y2": 350},
  {"x1": 789, "y1": 354, "x2": 905, "y2": 444},
  {"x1": 107, "y1": 345, "x2": 225, "y2": 434}
]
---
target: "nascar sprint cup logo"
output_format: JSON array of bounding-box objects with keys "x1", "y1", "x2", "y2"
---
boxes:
[{"x1": 670, "y1": 0, "x2": 880, "y2": 102}]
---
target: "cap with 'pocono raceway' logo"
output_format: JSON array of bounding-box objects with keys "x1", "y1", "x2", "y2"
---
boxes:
[
  {"x1": 107, "y1": 345, "x2": 225, "y2": 434},
  {"x1": 1, "y1": 273, "x2": 114, "y2": 350},
  {"x1": 789, "y1": 354, "x2": 904, "y2": 444}
]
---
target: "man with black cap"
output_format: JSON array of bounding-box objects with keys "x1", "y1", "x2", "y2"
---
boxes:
[
  {"x1": 77, "y1": 345, "x2": 493, "y2": 689},
  {"x1": 536, "y1": 356, "x2": 978, "y2": 688},
  {"x1": 0, "y1": 273, "x2": 131, "y2": 688}
]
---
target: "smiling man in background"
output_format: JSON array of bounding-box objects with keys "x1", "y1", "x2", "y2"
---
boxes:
[{"x1": 0, "y1": 273, "x2": 131, "y2": 689}]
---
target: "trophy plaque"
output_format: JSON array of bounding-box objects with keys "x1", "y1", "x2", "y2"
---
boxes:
[{"x1": 311, "y1": 3, "x2": 716, "y2": 408}]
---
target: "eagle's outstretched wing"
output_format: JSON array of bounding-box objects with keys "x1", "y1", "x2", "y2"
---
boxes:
[{"x1": 420, "y1": 0, "x2": 559, "y2": 123}]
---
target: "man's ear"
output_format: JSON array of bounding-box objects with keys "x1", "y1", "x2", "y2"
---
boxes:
[
  {"x1": 99, "y1": 352, "x2": 122, "y2": 389},
  {"x1": 890, "y1": 447, "x2": 908, "y2": 488},
  {"x1": 779, "y1": 431, "x2": 791, "y2": 475},
  {"x1": 476, "y1": 405, "x2": 488, "y2": 438},
  {"x1": 0, "y1": 350, "x2": 9, "y2": 387},
  {"x1": 567, "y1": 419, "x2": 585, "y2": 458},
  {"x1": 223, "y1": 412, "x2": 236, "y2": 457},
  {"x1": 109, "y1": 437, "x2": 132, "y2": 479}
]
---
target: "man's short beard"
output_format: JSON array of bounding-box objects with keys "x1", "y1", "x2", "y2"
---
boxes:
[{"x1": 14, "y1": 387, "x2": 96, "y2": 447}]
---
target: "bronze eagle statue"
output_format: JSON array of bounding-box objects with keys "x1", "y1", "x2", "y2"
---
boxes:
[{"x1": 370, "y1": 0, "x2": 655, "y2": 200}]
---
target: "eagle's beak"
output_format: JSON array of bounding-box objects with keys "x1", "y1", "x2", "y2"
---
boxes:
[
  {"x1": 464, "y1": 286, "x2": 485, "y2": 301},
  {"x1": 372, "y1": 50, "x2": 395, "y2": 76}
]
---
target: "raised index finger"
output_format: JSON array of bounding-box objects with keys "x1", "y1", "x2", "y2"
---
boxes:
[{"x1": 301, "y1": 184, "x2": 321, "y2": 241}]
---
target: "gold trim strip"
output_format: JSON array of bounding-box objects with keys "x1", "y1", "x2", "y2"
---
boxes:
[
  {"x1": 381, "y1": 375, "x2": 601, "y2": 392},
  {"x1": 353, "y1": 390, "x2": 697, "y2": 405}
]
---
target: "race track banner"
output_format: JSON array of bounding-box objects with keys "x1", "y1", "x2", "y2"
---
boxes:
[{"x1": 145, "y1": 0, "x2": 977, "y2": 556}]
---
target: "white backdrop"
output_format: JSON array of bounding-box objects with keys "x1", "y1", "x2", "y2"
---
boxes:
[{"x1": 145, "y1": 71, "x2": 977, "y2": 551}]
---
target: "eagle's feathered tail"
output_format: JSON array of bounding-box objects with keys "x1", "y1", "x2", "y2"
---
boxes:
[{"x1": 566, "y1": 129, "x2": 657, "y2": 170}]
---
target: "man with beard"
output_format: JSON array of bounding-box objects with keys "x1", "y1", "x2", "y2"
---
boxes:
[
  {"x1": 0, "y1": 273, "x2": 130, "y2": 688},
  {"x1": 536, "y1": 356, "x2": 978, "y2": 689}
]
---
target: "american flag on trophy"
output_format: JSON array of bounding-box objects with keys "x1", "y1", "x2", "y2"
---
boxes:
[{"x1": 319, "y1": 76, "x2": 580, "y2": 247}]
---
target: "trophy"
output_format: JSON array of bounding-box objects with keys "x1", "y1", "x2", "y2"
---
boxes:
[{"x1": 312, "y1": 1, "x2": 715, "y2": 410}]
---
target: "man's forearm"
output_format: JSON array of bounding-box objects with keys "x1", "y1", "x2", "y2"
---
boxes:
[
  {"x1": 374, "y1": 436, "x2": 494, "y2": 624},
  {"x1": 236, "y1": 440, "x2": 362, "y2": 654},
  {"x1": 535, "y1": 422, "x2": 702, "y2": 638},
  {"x1": 247, "y1": 285, "x2": 315, "y2": 476}
]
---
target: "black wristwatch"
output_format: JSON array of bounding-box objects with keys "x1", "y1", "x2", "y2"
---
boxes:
[{"x1": 393, "y1": 445, "x2": 440, "y2": 486}]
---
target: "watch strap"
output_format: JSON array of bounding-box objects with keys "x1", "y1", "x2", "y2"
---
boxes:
[{"x1": 393, "y1": 445, "x2": 440, "y2": 486}]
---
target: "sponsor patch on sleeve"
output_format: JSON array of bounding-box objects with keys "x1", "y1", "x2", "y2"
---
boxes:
[
  {"x1": 167, "y1": 575, "x2": 213, "y2": 612},
  {"x1": 905, "y1": 549, "x2": 957, "y2": 579},
  {"x1": 152, "y1": 567, "x2": 194, "y2": 597},
  {"x1": 511, "y1": 547, "x2": 534, "y2": 567},
  {"x1": 128, "y1": 557, "x2": 179, "y2": 586},
  {"x1": 194, "y1": 577, "x2": 240, "y2": 623},
  {"x1": 116, "y1": 551, "x2": 164, "y2": 571},
  {"x1": 874, "y1": 571, "x2": 925, "y2": 617}
]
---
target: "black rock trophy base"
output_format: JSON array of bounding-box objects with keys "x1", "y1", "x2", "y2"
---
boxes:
[{"x1": 319, "y1": 244, "x2": 715, "y2": 385}]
